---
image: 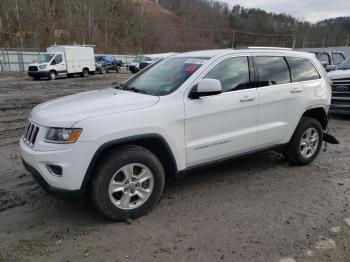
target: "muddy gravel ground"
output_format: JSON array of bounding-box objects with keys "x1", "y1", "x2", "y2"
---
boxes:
[{"x1": 0, "y1": 72, "x2": 350, "y2": 262}]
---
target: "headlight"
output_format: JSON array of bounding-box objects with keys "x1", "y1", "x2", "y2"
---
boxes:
[
  {"x1": 45, "y1": 128, "x2": 82, "y2": 143},
  {"x1": 39, "y1": 65, "x2": 47, "y2": 69}
]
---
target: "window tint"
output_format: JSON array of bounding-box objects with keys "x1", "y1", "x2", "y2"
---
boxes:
[
  {"x1": 332, "y1": 53, "x2": 345, "y2": 65},
  {"x1": 55, "y1": 54, "x2": 62, "y2": 64},
  {"x1": 286, "y1": 57, "x2": 320, "y2": 82},
  {"x1": 254, "y1": 57, "x2": 291, "y2": 86},
  {"x1": 317, "y1": 53, "x2": 330, "y2": 65},
  {"x1": 204, "y1": 57, "x2": 250, "y2": 92}
]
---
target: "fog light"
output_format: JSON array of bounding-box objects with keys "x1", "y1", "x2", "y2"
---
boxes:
[{"x1": 46, "y1": 164, "x2": 62, "y2": 176}]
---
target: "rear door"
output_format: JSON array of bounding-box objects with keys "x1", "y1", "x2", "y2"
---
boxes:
[{"x1": 253, "y1": 55, "x2": 305, "y2": 148}]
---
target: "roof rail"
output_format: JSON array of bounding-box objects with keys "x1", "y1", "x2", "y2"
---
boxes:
[{"x1": 247, "y1": 46, "x2": 292, "y2": 50}]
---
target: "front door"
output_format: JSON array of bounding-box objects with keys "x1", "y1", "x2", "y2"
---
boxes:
[
  {"x1": 184, "y1": 56, "x2": 258, "y2": 167},
  {"x1": 52, "y1": 53, "x2": 66, "y2": 75}
]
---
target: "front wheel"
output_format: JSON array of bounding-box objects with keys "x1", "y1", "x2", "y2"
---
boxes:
[
  {"x1": 91, "y1": 145, "x2": 165, "y2": 221},
  {"x1": 48, "y1": 71, "x2": 57, "y2": 81},
  {"x1": 284, "y1": 117, "x2": 323, "y2": 166}
]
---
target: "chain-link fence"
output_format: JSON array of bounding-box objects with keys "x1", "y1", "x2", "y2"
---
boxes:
[
  {"x1": 0, "y1": 48, "x2": 136, "y2": 72},
  {"x1": 0, "y1": 48, "x2": 40, "y2": 72}
]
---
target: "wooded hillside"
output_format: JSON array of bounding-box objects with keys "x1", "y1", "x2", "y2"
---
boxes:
[{"x1": 0, "y1": 0, "x2": 349, "y2": 53}]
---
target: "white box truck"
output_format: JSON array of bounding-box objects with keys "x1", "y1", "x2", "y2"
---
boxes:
[{"x1": 28, "y1": 45, "x2": 96, "y2": 80}]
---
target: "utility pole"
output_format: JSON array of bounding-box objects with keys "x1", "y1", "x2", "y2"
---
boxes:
[
  {"x1": 292, "y1": 36, "x2": 296, "y2": 49},
  {"x1": 322, "y1": 36, "x2": 326, "y2": 48},
  {"x1": 231, "y1": 30, "x2": 236, "y2": 49},
  {"x1": 346, "y1": 34, "x2": 349, "y2": 47}
]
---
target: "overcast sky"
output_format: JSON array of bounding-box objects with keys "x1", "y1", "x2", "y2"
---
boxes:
[{"x1": 224, "y1": 0, "x2": 350, "y2": 23}]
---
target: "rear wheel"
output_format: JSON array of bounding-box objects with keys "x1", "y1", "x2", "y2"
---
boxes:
[
  {"x1": 91, "y1": 145, "x2": 165, "y2": 221},
  {"x1": 101, "y1": 67, "x2": 106, "y2": 74},
  {"x1": 82, "y1": 68, "x2": 89, "y2": 77},
  {"x1": 284, "y1": 117, "x2": 323, "y2": 166}
]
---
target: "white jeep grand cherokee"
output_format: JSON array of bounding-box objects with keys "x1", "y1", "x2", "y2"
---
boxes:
[{"x1": 21, "y1": 48, "x2": 336, "y2": 220}]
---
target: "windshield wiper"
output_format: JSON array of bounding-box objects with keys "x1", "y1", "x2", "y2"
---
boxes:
[
  {"x1": 114, "y1": 83, "x2": 127, "y2": 90},
  {"x1": 114, "y1": 83, "x2": 147, "y2": 94},
  {"x1": 124, "y1": 86, "x2": 148, "y2": 94}
]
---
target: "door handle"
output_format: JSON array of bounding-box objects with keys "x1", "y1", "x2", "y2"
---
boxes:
[
  {"x1": 291, "y1": 88, "x2": 302, "y2": 94},
  {"x1": 240, "y1": 96, "x2": 255, "y2": 102}
]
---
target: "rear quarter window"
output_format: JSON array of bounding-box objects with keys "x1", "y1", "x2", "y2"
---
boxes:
[{"x1": 286, "y1": 57, "x2": 320, "y2": 82}]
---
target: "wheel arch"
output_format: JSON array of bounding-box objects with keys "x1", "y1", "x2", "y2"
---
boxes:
[
  {"x1": 80, "y1": 134, "x2": 178, "y2": 192},
  {"x1": 301, "y1": 107, "x2": 328, "y2": 130}
]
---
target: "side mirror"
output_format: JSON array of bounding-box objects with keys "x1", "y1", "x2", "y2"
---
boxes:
[
  {"x1": 51, "y1": 59, "x2": 57, "y2": 65},
  {"x1": 189, "y1": 78, "x2": 222, "y2": 99},
  {"x1": 320, "y1": 61, "x2": 328, "y2": 68}
]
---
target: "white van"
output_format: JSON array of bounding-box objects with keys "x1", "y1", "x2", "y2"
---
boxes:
[{"x1": 28, "y1": 45, "x2": 96, "y2": 80}]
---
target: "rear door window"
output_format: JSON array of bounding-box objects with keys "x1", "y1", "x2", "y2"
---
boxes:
[
  {"x1": 254, "y1": 57, "x2": 291, "y2": 87},
  {"x1": 286, "y1": 57, "x2": 320, "y2": 82}
]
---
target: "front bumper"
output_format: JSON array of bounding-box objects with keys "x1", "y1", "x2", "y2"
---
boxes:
[
  {"x1": 128, "y1": 65, "x2": 139, "y2": 73},
  {"x1": 28, "y1": 71, "x2": 50, "y2": 78},
  {"x1": 22, "y1": 159, "x2": 82, "y2": 200},
  {"x1": 20, "y1": 138, "x2": 98, "y2": 193}
]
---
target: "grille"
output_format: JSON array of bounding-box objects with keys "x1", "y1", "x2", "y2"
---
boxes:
[
  {"x1": 23, "y1": 121, "x2": 39, "y2": 147},
  {"x1": 28, "y1": 66, "x2": 38, "y2": 71},
  {"x1": 331, "y1": 78, "x2": 350, "y2": 112}
]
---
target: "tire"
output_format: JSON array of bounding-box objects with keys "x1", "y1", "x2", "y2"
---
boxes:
[
  {"x1": 284, "y1": 117, "x2": 323, "y2": 166},
  {"x1": 116, "y1": 66, "x2": 121, "y2": 73},
  {"x1": 101, "y1": 67, "x2": 106, "y2": 74},
  {"x1": 82, "y1": 68, "x2": 89, "y2": 77},
  {"x1": 91, "y1": 145, "x2": 165, "y2": 221},
  {"x1": 48, "y1": 71, "x2": 57, "y2": 81}
]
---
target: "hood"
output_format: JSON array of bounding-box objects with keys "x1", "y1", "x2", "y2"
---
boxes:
[
  {"x1": 28, "y1": 62, "x2": 48, "y2": 67},
  {"x1": 328, "y1": 69, "x2": 350, "y2": 80},
  {"x1": 30, "y1": 88, "x2": 159, "y2": 127}
]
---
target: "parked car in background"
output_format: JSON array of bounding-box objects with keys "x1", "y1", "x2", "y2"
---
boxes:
[
  {"x1": 28, "y1": 45, "x2": 96, "y2": 80},
  {"x1": 95, "y1": 55, "x2": 122, "y2": 74},
  {"x1": 313, "y1": 51, "x2": 346, "y2": 72},
  {"x1": 21, "y1": 48, "x2": 338, "y2": 221},
  {"x1": 128, "y1": 53, "x2": 176, "y2": 73},
  {"x1": 328, "y1": 56, "x2": 350, "y2": 114}
]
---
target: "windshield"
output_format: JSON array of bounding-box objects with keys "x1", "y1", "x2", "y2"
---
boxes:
[
  {"x1": 338, "y1": 57, "x2": 350, "y2": 70},
  {"x1": 36, "y1": 53, "x2": 55, "y2": 63},
  {"x1": 95, "y1": 56, "x2": 105, "y2": 62},
  {"x1": 124, "y1": 56, "x2": 209, "y2": 96},
  {"x1": 133, "y1": 55, "x2": 144, "y2": 62}
]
